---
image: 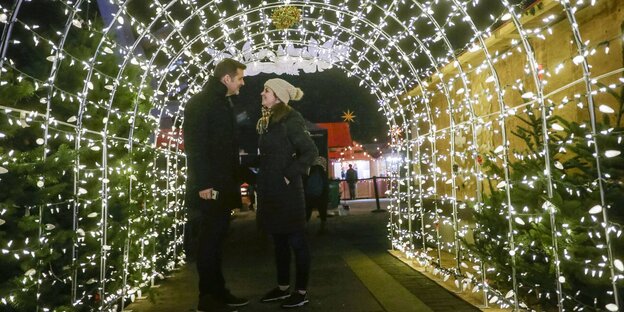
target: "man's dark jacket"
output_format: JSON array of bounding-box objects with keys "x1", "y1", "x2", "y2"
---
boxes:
[
  {"x1": 183, "y1": 77, "x2": 242, "y2": 217},
  {"x1": 346, "y1": 168, "x2": 358, "y2": 183}
]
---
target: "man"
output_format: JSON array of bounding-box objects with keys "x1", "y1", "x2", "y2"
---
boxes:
[
  {"x1": 345, "y1": 164, "x2": 358, "y2": 200},
  {"x1": 183, "y1": 58, "x2": 248, "y2": 312}
]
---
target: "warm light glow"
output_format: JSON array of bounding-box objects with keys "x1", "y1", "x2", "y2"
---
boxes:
[{"x1": 0, "y1": 0, "x2": 622, "y2": 311}]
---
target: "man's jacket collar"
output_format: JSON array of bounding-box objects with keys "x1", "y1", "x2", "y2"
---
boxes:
[{"x1": 205, "y1": 76, "x2": 228, "y2": 98}]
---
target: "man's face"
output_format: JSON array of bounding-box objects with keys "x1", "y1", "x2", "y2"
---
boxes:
[{"x1": 223, "y1": 68, "x2": 245, "y2": 96}]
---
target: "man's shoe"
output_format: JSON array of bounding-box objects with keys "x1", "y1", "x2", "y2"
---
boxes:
[
  {"x1": 260, "y1": 287, "x2": 291, "y2": 302},
  {"x1": 221, "y1": 290, "x2": 249, "y2": 307},
  {"x1": 281, "y1": 292, "x2": 309, "y2": 308},
  {"x1": 197, "y1": 294, "x2": 238, "y2": 312}
]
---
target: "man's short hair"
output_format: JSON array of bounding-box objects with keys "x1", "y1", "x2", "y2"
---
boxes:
[{"x1": 214, "y1": 58, "x2": 247, "y2": 79}]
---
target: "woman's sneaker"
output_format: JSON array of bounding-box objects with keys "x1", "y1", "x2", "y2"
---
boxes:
[
  {"x1": 261, "y1": 287, "x2": 291, "y2": 302},
  {"x1": 281, "y1": 292, "x2": 309, "y2": 308}
]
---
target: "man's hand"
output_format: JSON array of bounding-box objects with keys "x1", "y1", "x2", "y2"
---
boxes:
[
  {"x1": 284, "y1": 177, "x2": 290, "y2": 185},
  {"x1": 199, "y1": 188, "x2": 213, "y2": 200}
]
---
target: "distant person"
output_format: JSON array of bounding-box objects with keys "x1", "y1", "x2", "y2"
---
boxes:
[
  {"x1": 239, "y1": 167, "x2": 257, "y2": 211},
  {"x1": 256, "y1": 78, "x2": 318, "y2": 308},
  {"x1": 183, "y1": 58, "x2": 248, "y2": 312},
  {"x1": 304, "y1": 156, "x2": 329, "y2": 233},
  {"x1": 346, "y1": 164, "x2": 358, "y2": 200}
]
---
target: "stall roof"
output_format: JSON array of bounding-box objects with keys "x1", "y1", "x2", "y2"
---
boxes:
[{"x1": 316, "y1": 122, "x2": 353, "y2": 148}]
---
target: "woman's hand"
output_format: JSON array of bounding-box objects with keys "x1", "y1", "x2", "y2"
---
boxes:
[{"x1": 284, "y1": 177, "x2": 290, "y2": 185}]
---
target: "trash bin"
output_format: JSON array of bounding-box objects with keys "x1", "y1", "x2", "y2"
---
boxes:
[{"x1": 328, "y1": 179, "x2": 341, "y2": 209}]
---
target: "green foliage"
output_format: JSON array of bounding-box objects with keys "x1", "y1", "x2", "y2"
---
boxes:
[
  {"x1": 0, "y1": 143, "x2": 76, "y2": 311},
  {"x1": 468, "y1": 101, "x2": 624, "y2": 310},
  {"x1": 0, "y1": 2, "x2": 181, "y2": 311}
]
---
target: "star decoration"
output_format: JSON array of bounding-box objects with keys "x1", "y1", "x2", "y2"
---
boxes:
[
  {"x1": 341, "y1": 109, "x2": 356, "y2": 122},
  {"x1": 390, "y1": 125, "x2": 403, "y2": 138}
]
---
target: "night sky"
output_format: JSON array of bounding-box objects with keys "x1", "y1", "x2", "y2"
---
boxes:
[{"x1": 232, "y1": 69, "x2": 389, "y2": 153}]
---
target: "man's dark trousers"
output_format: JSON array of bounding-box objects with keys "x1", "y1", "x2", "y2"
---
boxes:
[
  {"x1": 348, "y1": 182, "x2": 356, "y2": 200},
  {"x1": 196, "y1": 207, "x2": 231, "y2": 298}
]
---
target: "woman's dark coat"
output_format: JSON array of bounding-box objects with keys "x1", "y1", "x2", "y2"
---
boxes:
[
  {"x1": 183, "y1": 77, "x2": 242, "y2": 218},
  {"x1": 257, "y1": 103, "x2": 319, "y2": 234}
]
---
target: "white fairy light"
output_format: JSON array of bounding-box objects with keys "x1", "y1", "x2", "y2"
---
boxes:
[{"x1": 0, "y1": 0, "x2": 622, "y2": 311}]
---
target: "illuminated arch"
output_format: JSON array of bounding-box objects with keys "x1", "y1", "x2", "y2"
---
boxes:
[{"x1": 0, "y1": 0, "x2": 621, "y2": 311}]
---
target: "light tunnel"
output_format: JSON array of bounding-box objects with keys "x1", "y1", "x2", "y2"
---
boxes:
[{"x1": 0, "y1": 0, "x2": 622, "y2": 311}]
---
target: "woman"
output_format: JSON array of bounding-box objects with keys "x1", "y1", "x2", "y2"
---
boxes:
[{"x1": 256, "y1": 78, "x2": 318, "y2": 308}]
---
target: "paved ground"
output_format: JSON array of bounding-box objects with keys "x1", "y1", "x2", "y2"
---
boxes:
[{"x1": 125, "y1": 199, "x2": 481, "y2": 312}]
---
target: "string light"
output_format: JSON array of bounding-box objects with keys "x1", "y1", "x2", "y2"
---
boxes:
[{"x1": 0, "y1": 0, "x2": 622, "y2": 311}]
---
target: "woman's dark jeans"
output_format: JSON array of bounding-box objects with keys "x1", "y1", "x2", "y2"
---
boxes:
[{"x1": 272, "y1": 231, "x2": 310, "y2": 291}]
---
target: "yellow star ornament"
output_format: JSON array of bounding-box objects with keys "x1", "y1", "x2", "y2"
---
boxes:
[{"x1": 341, "y1": 109, "x2": 356, "y2": 122}]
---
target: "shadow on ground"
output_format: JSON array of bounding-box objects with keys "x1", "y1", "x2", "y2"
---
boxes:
[{"x1": 125, "y1": 199, "x2": 480, "y2": 312}]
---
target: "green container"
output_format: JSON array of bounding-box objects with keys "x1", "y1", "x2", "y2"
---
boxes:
[{"x1": 328, "y1": 180, "x2": 341, "y2": 209}]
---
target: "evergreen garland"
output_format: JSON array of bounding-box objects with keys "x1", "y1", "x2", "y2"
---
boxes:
[
  {"x1": 468, "y1": 95, "x2": 624, "y2": 310},
  {"x1": 0, "y1": 1, "x2": 183, "y2": 310}
]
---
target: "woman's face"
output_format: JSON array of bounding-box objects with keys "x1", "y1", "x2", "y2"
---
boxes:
[{"x1": 261, "y1": 87, "x2": 280, "y2": 108}]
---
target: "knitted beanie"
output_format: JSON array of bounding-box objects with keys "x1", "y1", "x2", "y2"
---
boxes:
[{"x1": 264, "y1": 78, "x2": 304, "y2": 104}]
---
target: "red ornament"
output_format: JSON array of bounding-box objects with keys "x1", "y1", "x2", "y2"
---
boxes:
[
  {"x1": 476, "y1": 155, "x2": 483, "y2": 165},
  {"x1": 94, "y1": 291, "x2": 101, "y2": 302}
]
